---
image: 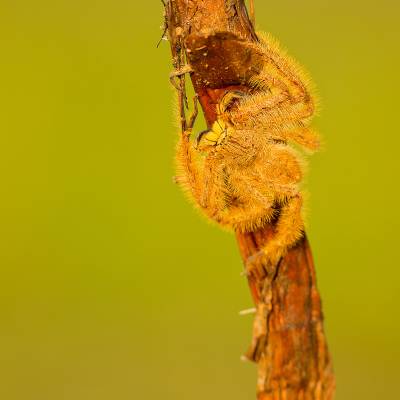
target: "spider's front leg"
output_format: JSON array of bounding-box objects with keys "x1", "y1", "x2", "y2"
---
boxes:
[
  {"x1": 176, "y1": 96, "x2": 233, "y2": 220},
  {"x1": 174, "y1": 95, "x2": 205, "y2": 199},
  {"x1": 230, "y1": 43, "x2": 316, "y2": 139}
]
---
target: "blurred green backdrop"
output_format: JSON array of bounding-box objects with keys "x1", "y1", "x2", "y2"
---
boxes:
[{"x1": 0, "y1": 1, "x2": 399, "y2": 399}]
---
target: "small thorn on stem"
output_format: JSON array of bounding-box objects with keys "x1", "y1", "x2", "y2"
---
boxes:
[{"x1": 239, "y1": 307, "x2": 256, "y2": 316}]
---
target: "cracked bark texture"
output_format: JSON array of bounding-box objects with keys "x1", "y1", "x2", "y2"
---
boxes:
[{"x1": 163, "y1": 1, "x2": 335, "y2": 398}]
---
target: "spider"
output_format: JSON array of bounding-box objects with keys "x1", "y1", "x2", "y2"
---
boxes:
[{"x1": 174, "y1": 33, "x2": 319, "y2": 281}]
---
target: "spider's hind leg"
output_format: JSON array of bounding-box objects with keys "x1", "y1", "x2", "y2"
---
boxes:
[{"x1": 245, "y1": 194, "x2": 304, "y2": 279}]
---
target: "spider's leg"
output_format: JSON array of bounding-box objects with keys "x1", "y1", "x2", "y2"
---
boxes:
[
  {"x1": 268, "y1": 123, "x2": 320, "y2": 151},
  {"x1": 175, "y1": 95, "x2": 205, "y2": 201},
  {"x1": 245, "y1": 194, "x2": 304, "y2": 278}
]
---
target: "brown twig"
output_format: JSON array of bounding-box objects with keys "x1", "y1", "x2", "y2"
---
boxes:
[{"x1": 162, "y1": 1, "x2": 335, "y2": 398}]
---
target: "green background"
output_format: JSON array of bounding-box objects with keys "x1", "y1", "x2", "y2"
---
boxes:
[{"x1": 1, "y1": 1, "x2": 399, "y2": 399}]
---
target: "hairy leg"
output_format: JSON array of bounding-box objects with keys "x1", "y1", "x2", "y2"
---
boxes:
[
  {"x1": 209, "y1": 176, "x2": 276, "y2": 231},
  {"x1": 268, "y1": 122, "x2": 320, "y2": 151},
  {"x1": 223, "y1": 138, "x2": 303, "y2": 198},
  {"x1": 175, "y1": 129, "x2": 205, "y2": 201},
  {"x1": 175, "y1": 97, "x2": 206, "y2": 203},
  {"x1": 255, "y1": 35, "x2": 312, "y2": 104},
  {"x1": 177, "y1": 138, "x2": 251, "y2": 225},
  {"x1": 211, "y1": 187, "x2": 276, "y2": 232},
  {"x1": 231, "y1": 89, "x2": 314, "y2": 131},
  {"x1": 196, "y1": 153, "x2": 268, "y2": 228},
  {"x1": 245, "y1": 194, "x2": 304, "y2": 280},
  {"x1": 229, "y1": 38, "x2": 316, "y2": 131}
]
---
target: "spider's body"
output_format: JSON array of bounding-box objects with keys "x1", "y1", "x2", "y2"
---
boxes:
[{"x1": 176, "y1": 34, "x2": 319, "y2": 280}]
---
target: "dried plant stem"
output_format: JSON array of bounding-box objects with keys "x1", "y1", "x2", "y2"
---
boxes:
[{"x1": 163, "y1": 1, "x2": 335, "y2": 398}]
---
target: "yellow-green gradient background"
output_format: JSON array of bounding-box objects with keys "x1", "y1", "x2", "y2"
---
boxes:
[{"x1": 1, "y1": 1, "x2": 399, "y2": 399}]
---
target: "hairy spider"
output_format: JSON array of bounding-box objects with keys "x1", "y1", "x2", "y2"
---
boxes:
[{"x1": 175, "y1": 33, "x2": 319, "y2": 278}]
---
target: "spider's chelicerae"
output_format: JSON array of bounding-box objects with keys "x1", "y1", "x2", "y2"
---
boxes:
[{"x1": 175, "y1": 33, "x2": 319, "y2": 282}]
